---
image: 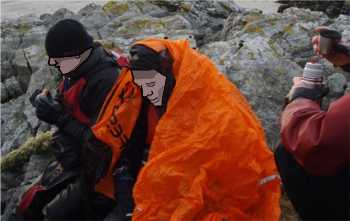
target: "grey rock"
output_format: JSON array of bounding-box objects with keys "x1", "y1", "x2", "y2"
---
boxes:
[
  {"x1": 1, "y1": 154, "x2": 52, "y2": 221},
  {"x1": 202, "y1": 37, "x2": 302, "y2": 147},
  {"x1": 1, "y1": 49, "x2": 16, "y2": 81},
  {"x1": 328, "y1": 73, "x2": 347, "y2": 96},
  {"x1": 50, "y1": 8, "x2": 78, "y2": 25},
  {"x1": 222, "y1": 8, "x2": 331, "y2": 66},
  {"x1": 114, "y1": 15, "x2": 191, "y2": 38},
  {"x1": 39, "y1": 13, "x2": 53, "y2": 26},
  {"x1": 1, "y1": 188, "x2": 22, "y2": 221},
  {"x1": 22, "y1": 154, "x2": 52, "y2": 184},
  {"x1": 78, "y1": 3, "x2": 103, "y2": 17},
  {"x1": 98, "y1": 18, "x2": 123, "y2": 39},
  {"x1": 19, "y1": 25, "x2": 47, "y2": 49},
  {"x1": 1, "y1": 170, "x2": 25, "y2": 219},
  {"x1": 1, "y1": 95, "x2": 31, "y2": 154},
  {"x1": 134, "y1": 1, "x2": 169, "y2": 17},
  {"x1": 276, "y1": 0, "x2": 350, "y2": 18},
  {"x1": 1, "y1": 82, "x2": 9, "y2": 103},
  {"x1": 101, "y1": 1, "x2": 141, "y2": 18},
  {"x1": 3, "y1": 76, "x2": 24, "y2": 101},
  {"x1": 149, "y1": 0, "x2": 242, "y2": 45},
  {"x1": 79, "y1": 5, "x2": 110, "y2": 32}
]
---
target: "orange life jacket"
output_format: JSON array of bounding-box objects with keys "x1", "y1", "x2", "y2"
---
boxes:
[{"x1": 91, "y1": 68, "x2": 142, "y2": 199}]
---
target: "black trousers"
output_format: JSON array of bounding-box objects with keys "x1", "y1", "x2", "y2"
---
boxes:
[
  {"x1": 42, "y1": 179, "x2": 115, "y2": 220},
  {"x1": 41, "y1": 131, "x2": 115, "y2": 220},
  {"x1": 275, "y1": 144, "x2": 350, "y2": 221}
]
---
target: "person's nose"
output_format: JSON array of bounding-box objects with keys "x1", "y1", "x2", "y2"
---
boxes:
[
  {"x1": 48, "y1": 58, "x2": 57, "y2": 66},
  {"x1": 142, "y1": 87, "x2": 153, "y2": 97}
]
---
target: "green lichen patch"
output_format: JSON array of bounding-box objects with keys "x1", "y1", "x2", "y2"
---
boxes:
[
  {"x1": 247, "y1": 51, "x2": 256, "y2": 60},
  {"x1": 283, "y1": 24, "x2": 294, "y2": 34},
  {"x1": 1, "y1": 131, "x2": 53, "y2": 171},
  {"x1": 268, "y1": 40, "x2": 283, "y2": 57},
  {"x1": 150, "y1": 0, "x2": 192, "y2": 13},
  {"x1": 244, "y1": 11, "x2": 265, "y2": 23},
  {"x1": 244, "y1": 24, "x2": 264, "y2": 34},
  {"x1": 103, "y1": 0, "x2": 129, "y2": 16},
  {"x1": 117, "y1": 18, "x2": 166, "y2": 35},
  {"x1": 15, "y1": 23, "x2": 32, "y2": 34}
]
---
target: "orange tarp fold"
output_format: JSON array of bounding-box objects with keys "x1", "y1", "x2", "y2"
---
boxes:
[
  {"x1": 131, "y1": 39, "x2": 281, "y2": 221},
  {"x1": 92, "y1": 68, "x2": 142, "y2": 199}
]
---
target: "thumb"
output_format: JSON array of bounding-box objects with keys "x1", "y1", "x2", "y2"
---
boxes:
[{"x1": 293, "y1": 76, "x2": 303, "y2": 84}]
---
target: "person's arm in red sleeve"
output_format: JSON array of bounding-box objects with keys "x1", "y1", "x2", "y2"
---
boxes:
[
  {"x1": 280, "y1": 26, "x2": 350, "y2": 176},
  {"x1": 281, "y1": 94, "x2": 350, "y2": 176}
]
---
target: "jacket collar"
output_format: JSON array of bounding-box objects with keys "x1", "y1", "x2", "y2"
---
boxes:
[{"x1": 65, "y1": 42, "x2": 103, "y2": 80}]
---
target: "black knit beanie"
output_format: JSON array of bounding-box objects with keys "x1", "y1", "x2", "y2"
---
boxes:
[
  {"x1": 45, "y1": 19, "x2": 93, "y2": 57},
  {"x1": 129, "y1": 44, "x2": 173, "y2": 75}
]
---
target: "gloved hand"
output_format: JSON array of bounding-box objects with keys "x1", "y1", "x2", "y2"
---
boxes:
[
  {"x1": 34, "y1": 91, "x2": 69, "y2": 127},
  {"x1": 286, "y1": 77, "x2": 329, "y2": 104},
  {"x1": 29, "y1": 88, "x2": 43, "y2": 107}
]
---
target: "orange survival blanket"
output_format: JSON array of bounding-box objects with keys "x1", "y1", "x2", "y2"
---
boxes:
[{"x1": 93, "y1": 39, "x2": 281, "y2": 221}]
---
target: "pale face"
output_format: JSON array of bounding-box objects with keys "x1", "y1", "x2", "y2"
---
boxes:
[
  {"x1": 48, "y1": 48, "x2": 91, "y2": 75},
  {"x1": 132, "y1": 70, "x2": 166, "y2": 106}
]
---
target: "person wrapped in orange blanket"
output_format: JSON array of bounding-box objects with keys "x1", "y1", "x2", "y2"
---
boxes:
[{"x1": 92, "y1": 39, "x2": 281, "y2": 221}]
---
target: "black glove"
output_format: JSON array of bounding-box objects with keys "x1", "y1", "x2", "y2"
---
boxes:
[
  {"x1": 60, "y1": 118, "x2": 95, "y2": 143},
  {"x1": 289, "y1": 86, "x2": 329, "y2": 103},
  {"x1": 29, "y1": 88, "x2": 43, "y2": 107},
  {"x1": 34, "y1": 92, "x2": 69, "y2": 127},
  {"x1": 110, "y1": 157, "x2": 135, "y2": 221}
]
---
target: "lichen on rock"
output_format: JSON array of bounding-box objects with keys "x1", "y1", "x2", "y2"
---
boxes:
[
  {"x1": 1, "y1": 131, "x2": 53, "y2": 171},
  {"x1": 103, "y1": 0, "x2": 130, "y2": 16}
]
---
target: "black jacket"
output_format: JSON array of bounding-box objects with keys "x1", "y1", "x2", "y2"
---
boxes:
[{"x1": 62, "y1": 42, "x2": 120, "y2": 123}]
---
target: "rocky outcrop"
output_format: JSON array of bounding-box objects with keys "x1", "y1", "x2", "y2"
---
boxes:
[
  {"x1": 1, "y1": 0, "x2": 349, "y2": 219},
  {"x1": 276, "y1": 0, "x2": 350, "y2": 18},
  {"x1": 1, "y1": 132, "x2": 53, "y2": 220},
  {"x1": 205, "y1": 7, "x2": 349, "y2": 146}
]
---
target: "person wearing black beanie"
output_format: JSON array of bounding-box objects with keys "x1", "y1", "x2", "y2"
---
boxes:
[
  {"x1": 24, "y1": 18, "x2": 124, "y2": 220},
  {"x1": 45, "y1": 19, "x2": 94, "y2": 75}
]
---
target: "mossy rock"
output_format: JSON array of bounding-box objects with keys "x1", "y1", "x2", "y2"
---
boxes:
[
  {"x1": 117, "y1": 18, "x2": 166, "y2": 35},
  {"x1": 1, "y1": 131, "x2": 53, "y2": 171},
  {"x1": 244, "y1": 24, "x2": 264, "y2": 34},
  {"x1": 247, "y1": 51, "x2": 256, "y2": 60},
  {"x1": 178, "y1": 2, "x2": 192, "y2": 12},
  {"x1": 150, "y1": 0, "x2": 192, "y2": 13},
  {"x1": 103, "y1": 1, "x2": 129, "y2": 16},
  {"x1": 15, "y1": 23, "x2": 32, "y2": 34},
  {"x1": 283, "y1": 24, "x2": 294, "y2": 34},
  {"x1": 244, "y1": 10, "x2": 265, "y2": 23}
]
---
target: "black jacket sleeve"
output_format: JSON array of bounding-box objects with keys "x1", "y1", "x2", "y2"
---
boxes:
[{"x1": 79, "y1": 66, "x2": 120, "y2": 123}]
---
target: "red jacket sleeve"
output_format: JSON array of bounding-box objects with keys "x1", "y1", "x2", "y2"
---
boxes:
[{"x1": 281, "y1": 94, "x2": 350, "y2": 176}]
